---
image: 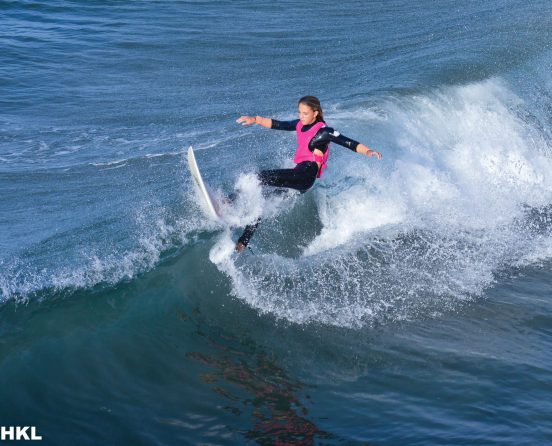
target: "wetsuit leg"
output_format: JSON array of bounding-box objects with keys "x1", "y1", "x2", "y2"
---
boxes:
[
  {"x1": 237, "y1": 162, "x2": 318, "y2": 248},
  {"x1": 258, "y1": 166, "x2": 317, "y2": 191},
  {"x1": 237, "y1": 218, "x2": 261, "y2": 247}
]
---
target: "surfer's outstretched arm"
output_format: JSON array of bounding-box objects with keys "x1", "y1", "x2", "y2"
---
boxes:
[
  {"x1": 236, "y1": 116, "x2": 305, "y2": 132},
  {"x1": 236, "y1": 115, "x2": 272, "y2": 128},
  {"x1": 309, "y1": 127, "x2": 383, "y2": 160}
]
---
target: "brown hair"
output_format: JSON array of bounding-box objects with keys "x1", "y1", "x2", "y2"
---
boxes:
[{"x1": 298, "y1": 95, "x2": 324, "y2": 122}]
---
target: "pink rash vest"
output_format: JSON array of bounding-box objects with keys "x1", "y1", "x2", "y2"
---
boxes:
[{"x1": 293, "y1": 121, "x2": 330, "y2": 178}]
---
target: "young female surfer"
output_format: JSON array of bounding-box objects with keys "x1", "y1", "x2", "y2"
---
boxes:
[{"x1": 235, "y1": 95, "x2": 382, "y2": 252}]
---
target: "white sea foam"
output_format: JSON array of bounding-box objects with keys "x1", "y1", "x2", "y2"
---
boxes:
[
  {"x1": 211, "y1": 78, "x2": 552, "y2": 327},
  {"x1": 218, "y1": 173, "x2": 263, "y2": 227},
  {"x1": 91, "y1": 159, "x2": 129, "y2": 167}
]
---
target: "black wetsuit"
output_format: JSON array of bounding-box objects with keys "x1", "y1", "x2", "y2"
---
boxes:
[{"x1": 238, "y1": 119, "x2": 360, "y2": 247}]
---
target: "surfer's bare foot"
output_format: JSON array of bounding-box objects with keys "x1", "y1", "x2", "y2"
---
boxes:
[{"x1": 235, "y1": 242, "x2": 246, "y2": 253}]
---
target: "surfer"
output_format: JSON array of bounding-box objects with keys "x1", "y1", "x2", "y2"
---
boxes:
[{"x1": 235, "y1": 95, "x2": 382, "y2": 252}]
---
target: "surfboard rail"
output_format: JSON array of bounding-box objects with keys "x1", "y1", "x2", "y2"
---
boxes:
[{"x1": 187, "y1": 146, "x2": 221, "y2": 220}]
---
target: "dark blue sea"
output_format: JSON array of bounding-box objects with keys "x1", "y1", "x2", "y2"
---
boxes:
[{"x1": 2, "y1": 0, "x2": 552, "y2": 444}]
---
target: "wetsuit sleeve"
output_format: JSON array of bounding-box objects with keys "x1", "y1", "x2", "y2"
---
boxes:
[
  {"x1": 309, "y1": 127, "x2": 360, "y2": 153},
  {"x1": 271, "y1": 119, "x2": 299, "y2": 131}
]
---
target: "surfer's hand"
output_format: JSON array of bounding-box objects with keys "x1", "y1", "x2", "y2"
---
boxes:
[
  {"x1": 235, "y1": 241, "x2": 247, "y2": 253},
  {"x1": 357, "y1": 144, "x2": 382, "y2": 160},
  {"x1": 236, "y1": 115, "x2": 256, "y2": 126},
  {"x1": 367, "y1": 149, "x2": 382, "y2": 160}
]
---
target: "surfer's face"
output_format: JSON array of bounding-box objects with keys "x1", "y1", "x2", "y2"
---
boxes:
[{"x1": 298, "y1": 103, "x2": 318, "y2": 125}]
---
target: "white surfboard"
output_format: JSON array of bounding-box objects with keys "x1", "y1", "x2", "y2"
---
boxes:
[{"x1": 187, "y1": 146, "x2": 221, "y2": 220}]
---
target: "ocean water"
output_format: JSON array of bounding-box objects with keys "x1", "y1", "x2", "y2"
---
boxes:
[{"x1": 2, "y1": 0, "x2": 552, "y2": 444}]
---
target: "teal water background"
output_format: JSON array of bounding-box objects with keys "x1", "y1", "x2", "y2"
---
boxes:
[{"x1": 2, "y1": 1, "x2": 552, "y2": 444}]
